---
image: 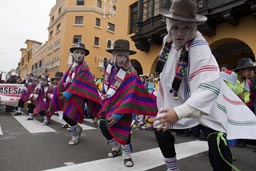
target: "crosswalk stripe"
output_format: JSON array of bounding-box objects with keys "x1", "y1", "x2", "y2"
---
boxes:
[
  {"x1": 51, "y1": 115, "x2": 67, "y2": 125},
  {"x1": 79, "y1": 123, "x2": 96, "y2": 130},
  {"x1": 0, "y1": 125, "x2": 3, "y2": 135},
  {"x1": 13, "y1": 115, "x2": 56, "y2": 133},
  {"x1": 44, "y1": 140, "x2": 208, "y2": 171},
  {"x1": 51, "y1": 115, "x2": 96, "y2": 130},
  {"x1": 84, "y1": 118, "x2": 94, "y2": 124}
]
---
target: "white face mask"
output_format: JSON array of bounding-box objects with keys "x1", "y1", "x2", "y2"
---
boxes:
[
  {"x1": 167, "y1": 19, "x2": 197, "y2": 48},
  {"x1": 114, "y1": 52, "x2": 129, "y2": 68},
  {"x1": 73, "y1": 49, "x2": 85, "y2": 63}
]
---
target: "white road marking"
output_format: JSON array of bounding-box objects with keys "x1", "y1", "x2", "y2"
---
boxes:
[
  {"x1": 51, "y1": 115, "x2": 96, "y2": 130},
  {"x1": 79, "y1": 123, "x2": 96, "y2": 130},
  {"x1": 0, "y1": 125, "x2": 3, "y2": 135},
  {"x1": 51, "y1": 115, "x2": 66, "y2": 125},
  {"x1": 84, "y1": 118, "x2": 94, "y2": 124},
  {"x1": 44, "y1": 140, "x2": 208, "y2": 171},
  {"x1": 13, "y1": 115, "x2": 56, "y2": 133}
]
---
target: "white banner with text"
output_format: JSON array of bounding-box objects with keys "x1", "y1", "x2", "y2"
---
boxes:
[{"x1": 0, "y1": 84, "x2": 24, "y2": 106}]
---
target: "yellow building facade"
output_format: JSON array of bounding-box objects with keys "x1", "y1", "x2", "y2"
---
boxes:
[
  {"x1": 18, "y1": 0, "x2": 256, "y2": 78},
  {"x1": 207, "y1": 16, "x2": 256, "y2": 69},
  {"x1": 18, "y1": 40, "x2": 42, "y2": 78},
  {"x1": 128, "y1": 15, "x2": 256, "y2": 75},
  {"x1": 129, "y1": 0, "x2": 256, "y2": 75},
  {"x1": 19, "y1": 0, "x2": 137, "y2": 79}
]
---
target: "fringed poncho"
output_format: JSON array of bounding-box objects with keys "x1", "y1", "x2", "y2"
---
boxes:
[
  {"x1": 52, "y1": 63, "x2": 102, "y2": 123},
  {"x1": 157, "y1": 31, "x2": 256, "y2": 140},
  {"x1": 101, "y1": 63, "x2": 157, "y2": 144}
]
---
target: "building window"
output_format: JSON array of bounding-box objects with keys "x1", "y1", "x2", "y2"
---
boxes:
[
  {"x1": 97, "y1": 0, "x2": 102, "y2": 8},
  {"x1": 73, "y1": 35, "x2": 82, "y2": 43},
  {"x1": 112, "y1": 5, "x2": 116, "y2": 11},
  {"x1": 94, "y1": 37, "x2": 100, "y2": 46},
  {"x1": 51, "y1": 16, "x2": 54, "y2": 22},
  {"x1": 75, "y1": 16, "x2": 83, "y2": 24},
  {"x1": 39, "y1": 60, "x2": 42, "y2": 68},
  {"x1": 153, "y1": 0, "x2": 161, "y2": 16},
  {"x1": 142, "y1": 0, "x2": 163, "y2": 21},
  {"x1": 58, "y1": 7, "x2": 62, "y2": 14},
  {"x1": 77, "y1": 0, "x2": 84, "y2": 5},
  {"x1": 49, "y1": 30, "x2": 53, "y2": 38},
  {"x1": 95, "y1": 18, "x2": 101, "y2": 27},
  {"x1": 57, "y1": 23, "x2": 61, "y2": 32},
  {"x1": 129, "y1": 2, "x2": 137, "y2": 34},
  {"x1": 107, "y1": 40, "x2": 112, "y2": 49},
  {"x1": 107, "y1": 22, "x2": 115, "y2": 32},
  {"x1": 143, "y1": 0, "x2": 153, "y2": 21}
]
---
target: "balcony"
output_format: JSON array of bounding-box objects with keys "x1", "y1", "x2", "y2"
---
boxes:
[{"x1": 131, "y1": 0, "x2": 256, "y2": 52}]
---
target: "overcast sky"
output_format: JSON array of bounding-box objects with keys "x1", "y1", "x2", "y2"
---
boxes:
[{"x1": 0, "y1": 0, "x2": 56, "y2": 78}]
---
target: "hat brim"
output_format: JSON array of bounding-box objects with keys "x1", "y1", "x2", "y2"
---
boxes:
[
  {"x1": 52, "y1": 77, "x2": 62, "y2": 79},
  {"x1": 70, "y1": 47, "x2": 90, "y2": 56},
  {"x1": 160, "y1": 9, "x2": 207, "y2": 23},
  {"x1": 51, "y1": 78, "x2": 62, "y2": 81},
  {"x1": 106, "y1": 49, "x2": 137, "y2": 55},
  {"x1": 233, "y1": 65, "x2": 256, "y2": 71}
]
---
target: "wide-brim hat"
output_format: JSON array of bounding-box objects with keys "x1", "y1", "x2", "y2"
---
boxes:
[
  {"x1": 70, "y1": 42, "x2": 90, "y2": 56},
  {"x1": 52, "y1": 71, "x2": 63, "y2": 80},
  {"x1": 107, "y1": 39, "x2": 136, "y2": 55},
  {"x1": 233, "y1": 58, "x2": 256, "y2": 71},
  {"x1": 160, "y1": 0, "x2": 207, "y2": 23},
  {"x1": 39, "y1": 75, "x2": 48, "y2": 81}
]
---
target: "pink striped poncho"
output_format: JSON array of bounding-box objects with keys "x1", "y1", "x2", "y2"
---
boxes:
[
  {"x1": 20, "y1": 83, "x2": 36, "y2": 101},
  {"x1": 52, "y1": 63, "x2": 102, "y2": 123},
  {"x1": 34, "y1": 84, "x2": 51, "y2": 114},
  {"x1": 101, "y1": 65, "x2": 157, "y2": 145}
]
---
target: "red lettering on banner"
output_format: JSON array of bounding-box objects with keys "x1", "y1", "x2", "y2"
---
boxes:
[{"x1": 0, "y1": 84, "x2": 24, "y2": 106}]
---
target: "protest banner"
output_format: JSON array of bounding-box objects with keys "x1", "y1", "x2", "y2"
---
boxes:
[{"x1": 0, "y1": 84, "x2": 24, "y2": 106}]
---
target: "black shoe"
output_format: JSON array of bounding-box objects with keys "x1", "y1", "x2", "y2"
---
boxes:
[
  {"x1": 124, "y1": 158, "x2": 134, "y2": 167},
  {"x1": 62, "y1": 124, "x2": 70, "y2": 128},
  {"x1": 14, "y1": 112, "x2": 21, "y2": 116}
]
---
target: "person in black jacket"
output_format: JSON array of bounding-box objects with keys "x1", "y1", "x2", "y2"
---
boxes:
[{"x1": 5, "y1": 72, "x2": 17, "y2": 112}]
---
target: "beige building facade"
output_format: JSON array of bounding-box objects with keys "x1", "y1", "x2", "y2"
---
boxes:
[
  {"x1": 130, "y1": 0, "x2": 256, "y2": 75},
  {"x1": 128, "y1": 15, "x2": 256, "y2": 75},
  {"x1": 18, "y1": 0, "x2": 256, "y2": 79},
  {"x1": 19, "y1": 0, "x2": 138, "y2": 79},
  {"x1": 18, "y1": 40, "x2": 42, "y2": 78}
]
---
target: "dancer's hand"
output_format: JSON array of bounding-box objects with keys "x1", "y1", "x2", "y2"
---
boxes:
[
  {"x1": 107, "y1": 116, "x2": 118, "y2": 127},
  {"x1": 154, "y1": 108, "x2": 178, "y2": 132},
  {"x1": 59, "y1": 95, "x2": 67, "y2": 101}
]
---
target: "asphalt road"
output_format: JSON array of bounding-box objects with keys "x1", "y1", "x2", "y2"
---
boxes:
[{"x1": 0, "y1": 106, "x2": 256, "y2": 171}]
